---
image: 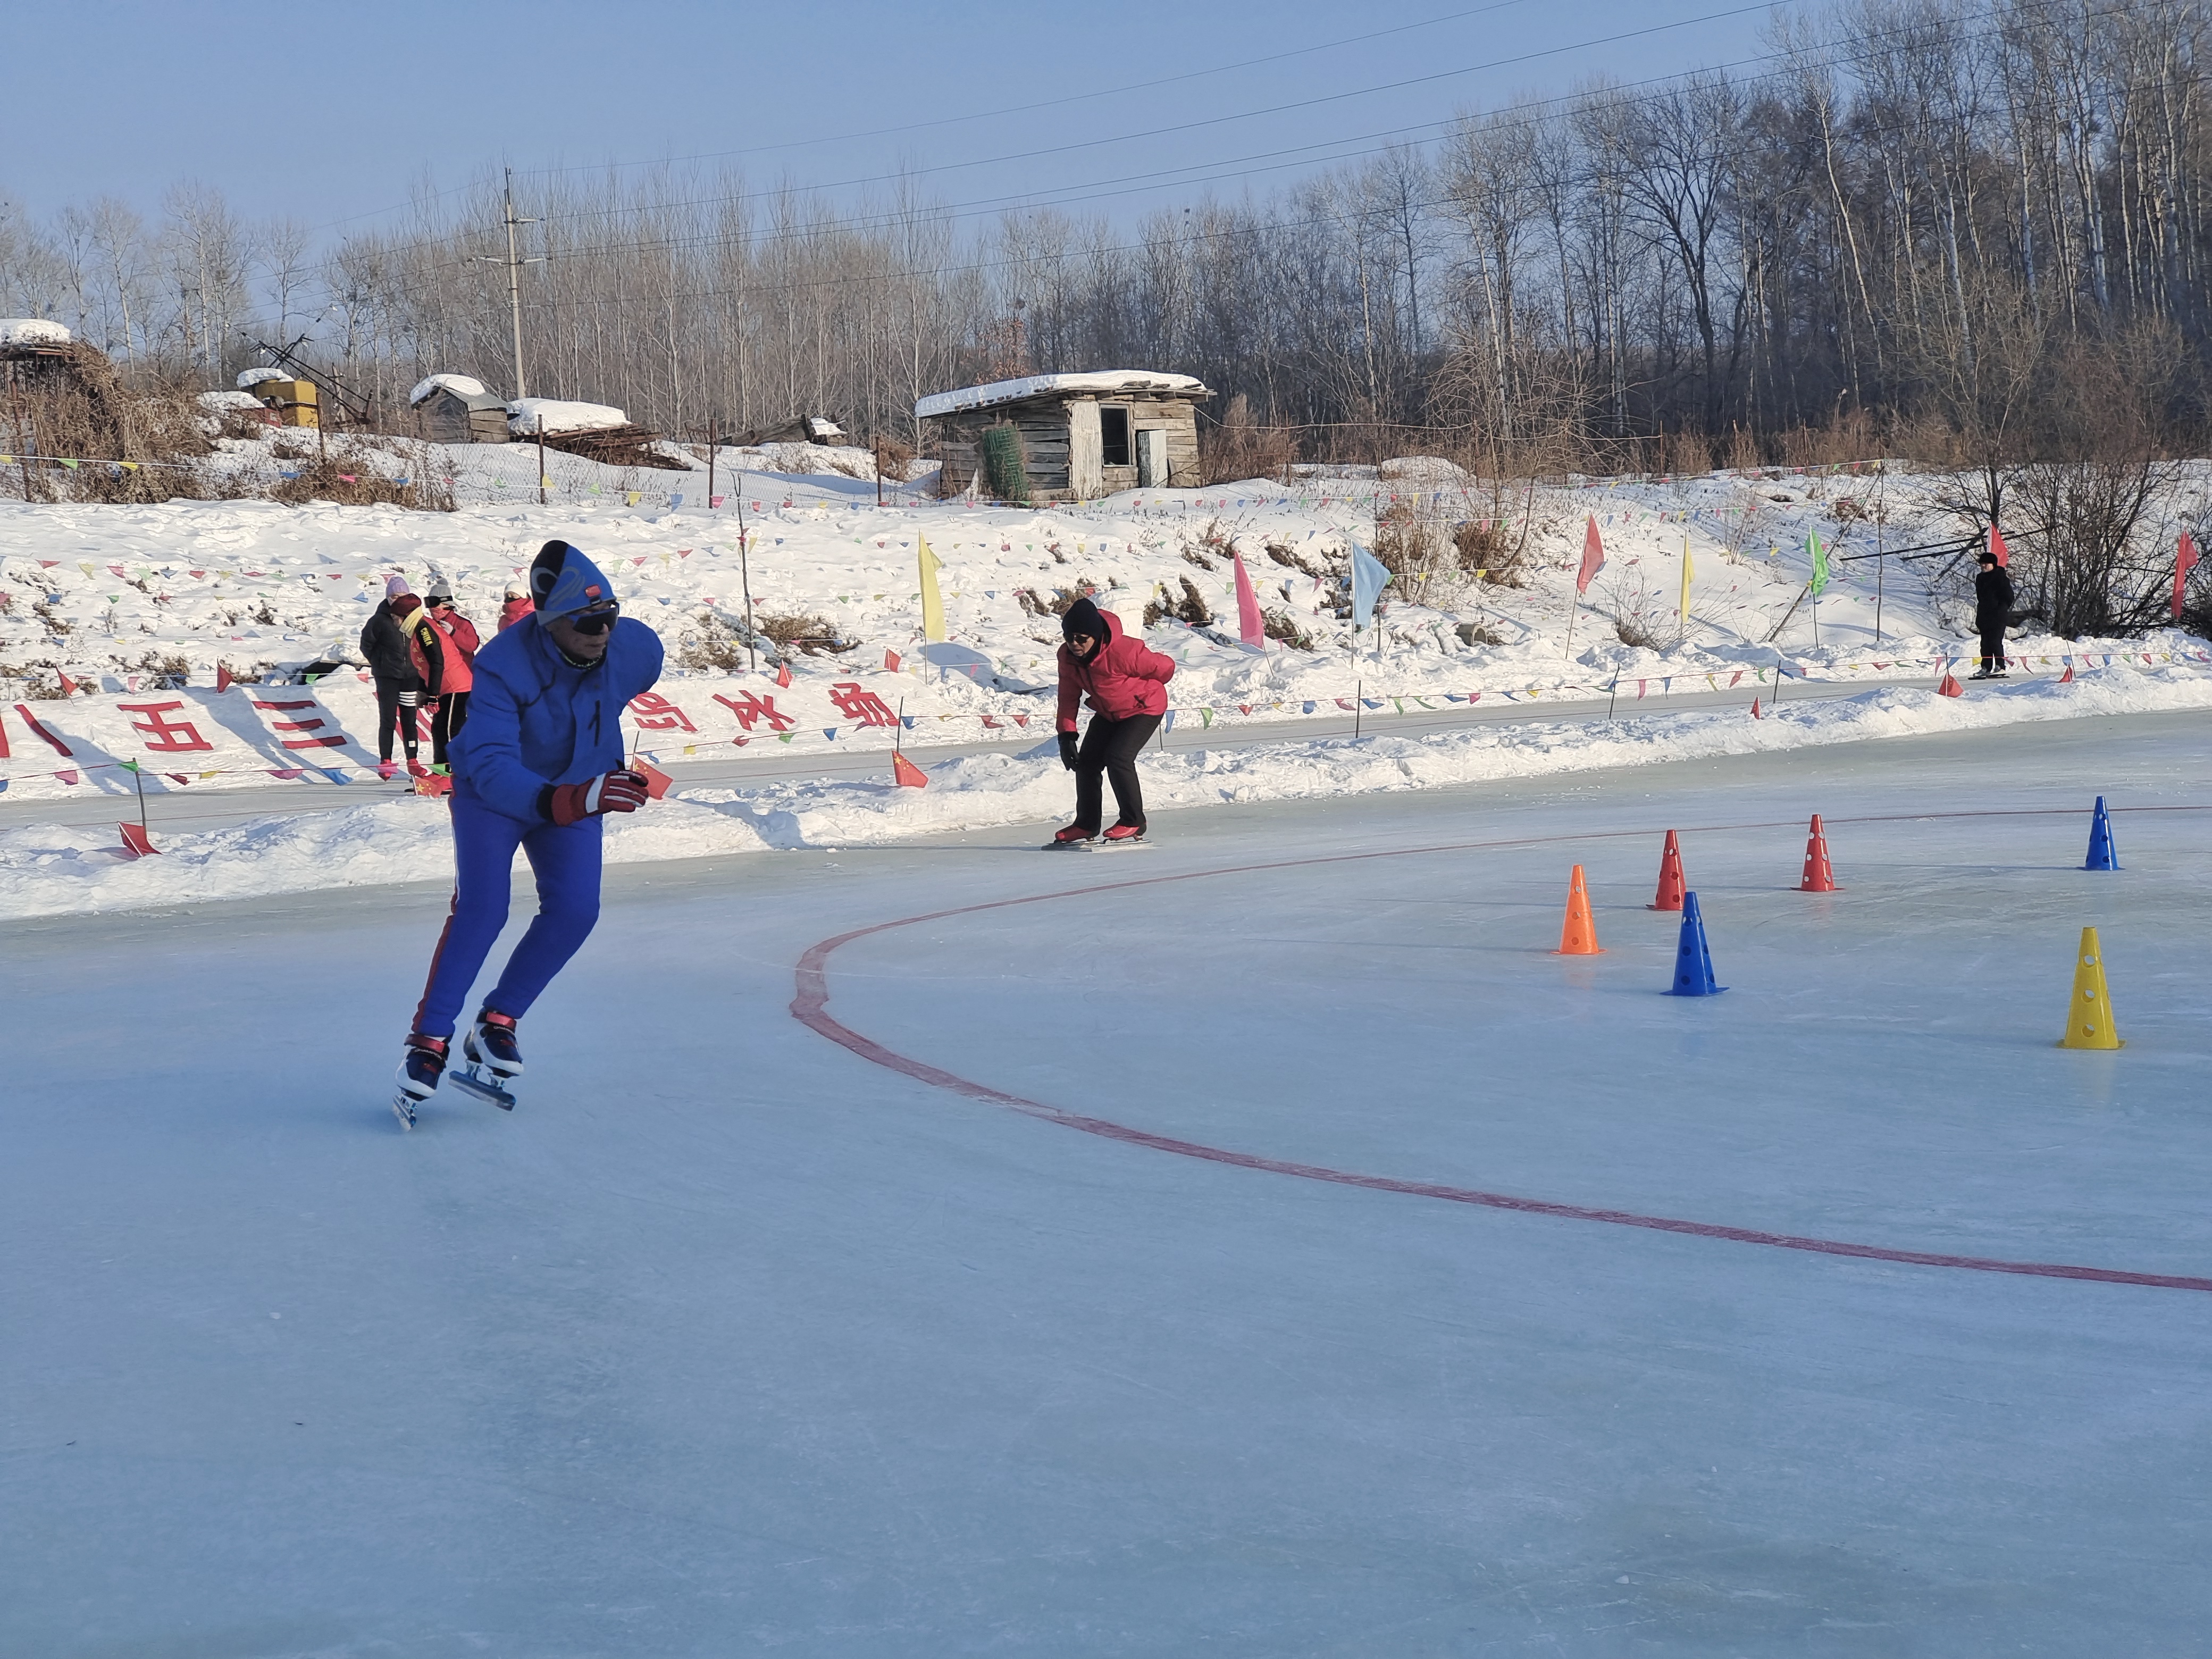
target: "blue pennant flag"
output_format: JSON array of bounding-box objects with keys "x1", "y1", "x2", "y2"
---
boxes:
[{"x1": 1350, "y1": 540, "x2": 1392, "y2": 629}]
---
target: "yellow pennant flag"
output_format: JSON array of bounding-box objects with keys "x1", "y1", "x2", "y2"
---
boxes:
[
  {"x1": 1679, "y1": 534, "x2": 1694, "y2": 626},
  {"x1": 917, "y1": 535, "x2": 945, "y2": 642}
]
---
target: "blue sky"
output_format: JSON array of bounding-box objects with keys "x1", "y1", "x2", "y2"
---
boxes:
[{"x1": 5, "y1": 1, "x2": 1798, "y2": 234}]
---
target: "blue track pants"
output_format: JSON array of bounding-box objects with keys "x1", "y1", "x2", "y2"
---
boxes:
[{"x1": 412, "y1": 790, "x2": 604, "y2": 1040}]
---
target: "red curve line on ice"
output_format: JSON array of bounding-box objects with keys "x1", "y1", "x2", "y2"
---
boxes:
[{"x1": 790, "y1": 818, "x2": 2212, "y2": 1296}]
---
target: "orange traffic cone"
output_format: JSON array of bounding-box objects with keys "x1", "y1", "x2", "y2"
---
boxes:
[
  {"x1": 1649, "y1": 830, "x2": 1686, "y2": 911},
  {"x1": 1937, "y1": 671, "x2": 1964, "y2": 697},
  {"x1": 1799, "y1": 814, "x2": 1840, "y2": 892},
  {"x1": 1556, "y1": 865, "x2": 1604, "y2": 954}
]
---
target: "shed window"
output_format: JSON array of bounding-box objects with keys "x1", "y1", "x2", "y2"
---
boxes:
[{"x1": 1099, "y1": 405, "x2": 1132, "y2": 467}]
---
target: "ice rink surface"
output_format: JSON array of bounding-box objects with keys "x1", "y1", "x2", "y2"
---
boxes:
[{"x1": 6, "y1": 712, "x2": 2211, "y2": 1657}]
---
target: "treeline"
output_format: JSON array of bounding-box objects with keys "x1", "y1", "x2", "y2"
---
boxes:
[{"x1": 3, "y1": 0, "x2": 2207, "y2": 471}]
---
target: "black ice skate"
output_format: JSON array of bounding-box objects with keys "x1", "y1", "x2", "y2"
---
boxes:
[
  {"x1": 392, "y1": 1034, "x2": 448, "y2": 1129},
  {"x1": 449, "y1": 1009, "x2": 520, "y2": 1112}
]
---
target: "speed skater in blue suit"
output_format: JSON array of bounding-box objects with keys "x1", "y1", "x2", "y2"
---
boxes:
[{"x1": 392, "y1": 540, "x2": 665, "y2": 1125}]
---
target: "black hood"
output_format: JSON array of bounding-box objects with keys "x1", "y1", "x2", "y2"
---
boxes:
[{"x1": 1062, "y1": 596, "x2": 1109, "y2": 655}]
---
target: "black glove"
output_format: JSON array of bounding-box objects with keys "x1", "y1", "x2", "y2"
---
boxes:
[{"x1": 1057, "y1": 731, "x2": 1079, "y2": 772}]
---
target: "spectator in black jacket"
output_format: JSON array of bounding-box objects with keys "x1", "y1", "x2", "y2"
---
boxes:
[
  {"x1": 1973, "y1": 550, "x2": 2016, "y2": 679},
  {"x1": 361, "y1": 576, "x2": 426, "y2": 773}
]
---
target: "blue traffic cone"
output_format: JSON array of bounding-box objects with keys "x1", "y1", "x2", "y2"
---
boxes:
[
  {"x1": 1665, "y1": 891, "x2": 1727, "y2": 996},
  {"x1": 2084, "y1": 796, "x2": 2120, "y2": 870}
]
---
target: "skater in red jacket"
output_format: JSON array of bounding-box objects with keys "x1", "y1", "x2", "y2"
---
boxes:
[{"x1": 1050, "y1": 596, "x2": 1175, "y2": 846}]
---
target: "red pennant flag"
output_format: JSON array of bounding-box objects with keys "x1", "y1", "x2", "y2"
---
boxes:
[
  {"x1": 215, "y1": 664, "x2": 232, "y2": 693},
  {"x1": 893, "y1": 752, "x2": 928, "y2": 789},
  {"x1": 1578, "y1": 516, "x2": 1606, "y2": 594},
  {"x1": 775, "y1": 660, "x2": 792, "y2": 689},
  {"x1": 118, "y1": 823, "x2": 158, "y2": 858},
  {"x1": 883, "y1": 649, "x2": 901, "y2": 673},
  {"x1": 1232, "y1": 551, "x2": 1265, "y2": 646},
  {"x1": 57, "y1": 672, "x2": 79, "y2": 696},
  {"x1": 2174, "y1": 532, "x2": 2200, "y2": 618},
  {"x1": 1988, "y1": 524, "x2": 2010, "y2": 567},
  {"x1": 1750, "y1": 697, "x2": 1762, "y2": 719}
]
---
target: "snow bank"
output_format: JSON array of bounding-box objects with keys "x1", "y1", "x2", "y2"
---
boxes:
[
  {"x1": 236, "y1": 367, "x2": 289, "y2": 390},
  {"x1": 409, "y1": 372, "x2": 490, "y2": 405},
  {"x1": 0, "y1": 318, "x2": 71, "y2": 347},
  {"x1": 508, "y1": 397, "x2": 627, "y2": 434},
  {"x1": 915, "y1": 371, "x2": 1205, "y2": 419},
  {"x1": 6, "y1": 667, "x2": 2206, "y2": 919}
]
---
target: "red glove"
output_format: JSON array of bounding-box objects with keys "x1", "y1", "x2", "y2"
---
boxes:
[{"x1": 547, "y1": 769, "x2": 650, "y2": 826}]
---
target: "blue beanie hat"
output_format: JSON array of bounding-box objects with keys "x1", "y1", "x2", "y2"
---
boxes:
[{"x1": 530, "y1": 540, "x2": 615, "y2": 623}]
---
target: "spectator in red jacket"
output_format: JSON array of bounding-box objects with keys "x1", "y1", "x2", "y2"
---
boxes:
[
  {"x1": 1051, "y1": 596, "x2": 1175, "y2": 846},
  {"x1": 498, "y1": 582, "x2": 535, "y2": 632},
  {"x1": 409, "y1": 579, "x2": 481, "y2": 767}
]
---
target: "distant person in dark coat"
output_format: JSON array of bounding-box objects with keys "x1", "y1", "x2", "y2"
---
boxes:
[
  {"x1": 1973, "y1": 549, "x2": 2015, "y2": 679},
  {"x1": 360, "y1": 575, "x2": 425, "y2": 775}
]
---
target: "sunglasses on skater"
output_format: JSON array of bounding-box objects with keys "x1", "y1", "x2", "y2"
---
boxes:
[{"x1": 569, "y1": 602, "x2": 620, "y2": 635}]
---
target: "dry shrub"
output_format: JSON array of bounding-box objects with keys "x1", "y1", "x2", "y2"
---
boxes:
[
  {"x1": 1614, "y1": 613, "x2": 1663, "y2": 648},
  {"x1": 1167, "y1": 576, "x2": 1212, "y2": 626},
  {"x1": 1262, "y1": 609, "x2": 1313, "y2": 649},
  {"x1": 756, "y1": 611, "x2": 852, "y2": 656},
  {"x1": 269, "y1": 452, "x2": 422, "y2": 509},
  {"x1": 872, "y1": 434, "x2": 914, "y2": 480},
  {"x1": 1200, "y1": 393, "x2": 1296, "y2": 485},
  {"x1": 1265, "y1": 538, "x2": 1336, "y2": 580},
  {"x1": 674, "y1": 610, "x2": 752, "y2": 672},
  {"x1": 8, "y1": 343, "x2": 212, "y2": 504},
  {"x1": 1371, "y1": 500, "x2": 1444, "y2": 580},
  {"x1": 1452, "y1": 518, "x2": 1526, "y2": 586}
]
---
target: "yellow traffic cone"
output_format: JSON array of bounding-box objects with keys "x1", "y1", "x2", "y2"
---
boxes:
[{"x1": 2056, "y1": 926, "x2": 2124, "y2": 1050}]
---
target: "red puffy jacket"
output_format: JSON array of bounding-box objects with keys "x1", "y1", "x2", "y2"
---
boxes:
[
  {"x1": 409, "y1": 609, "x2": 480, "y2": 695},
  {"x1": 1056, "y1": 609, "x2": 1175, "y2": 731},
  {"x1": 498, "y1": 597, "x2": 535, "y2": 632}
]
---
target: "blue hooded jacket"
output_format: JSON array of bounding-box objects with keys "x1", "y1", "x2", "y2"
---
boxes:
[{"x1": 449, "y1": 547, "x2": 665, "y2": 824}]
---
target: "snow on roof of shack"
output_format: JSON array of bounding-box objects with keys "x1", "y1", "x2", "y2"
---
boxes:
[
  {"x1": 914, "y1": 371, "x2": 1209, "y2": 421},
  {"x1": 507, "y1": 396, "x2": 628, "y2": 433},
  {"x1": 1, "y1": 319, "x2": 72, "y2": 348},
  {"x1": 237, "y1": 367, "x2": 290, "y2": 389},
  {"x1": 409, "y1": 372, "x2": 493, "y2": 406}
]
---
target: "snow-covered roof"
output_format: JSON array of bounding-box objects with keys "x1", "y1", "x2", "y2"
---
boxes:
[
  {"x1": 507, "y1": 396, "x2": 628, "y2": 434},
  {"x1": 808, "y1": 416, "x2": 847, "y2": 440},
  {"x1": 0, "y1": 318, "x2": 72, "y2": 348},
  {"x1": 914, "y1": 371, "x2": 1210, "y2": 420},
  {"x1": 237, "y1": 367, "x2": 289, "y2": 390},
  {"x1": 409, "y1": 372, "x2": 491, "y2": 407}
]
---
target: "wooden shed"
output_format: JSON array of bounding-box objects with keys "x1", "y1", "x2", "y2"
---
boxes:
[
  {"x1": 406, "y1": 374, "x2": 512, "y2": 443},
  {"x1": 916, "y1": 371, "x2": 1211, "y2": 501}
]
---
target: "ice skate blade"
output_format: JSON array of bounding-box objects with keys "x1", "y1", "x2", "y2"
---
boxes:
[
  {"x1": 390, "y1": 1092, "x2": 417, "y2": 1130},
  {"x1": 448, "y1": 1066, "x2": 516, "y2": 1112}
]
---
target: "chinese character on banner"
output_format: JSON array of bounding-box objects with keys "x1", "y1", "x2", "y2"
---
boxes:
[
  {"x1": 250, "y1": 697, "x2": 347, "y2": 750},
  {"x1": 825, "y1": 682, "x2": 898, "y2": 727},
  {"x1": 118, "y1": 700, "x2": 214, "y2": 753},
  {"x1": 711, "y1": 691, "x2": 794, "y2": 733},
  {"x1": 626, "y1": 691, "x2": 697, "y2": 733}
]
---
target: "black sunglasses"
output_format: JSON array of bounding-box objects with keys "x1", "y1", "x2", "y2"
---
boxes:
[{"x1": 570, "y1": 603, "x2": 620, "y2": 635}]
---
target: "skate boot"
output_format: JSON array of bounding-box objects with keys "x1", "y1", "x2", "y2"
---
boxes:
[
  {"x1": 1102, "y1": 822, "x2": 1147, "y2": 845},
  {"x1": 450, "y1": 1008, "x2": 520, "y2": 1111},
  {"x1": 1045, "y1": 823, "x2": 1097, "y2": 849},
  {"x1": 375, "y1": 759, "x2": 398, "y2": 781},
  {"x1": 392, "y1": 1034, "x2": 447, "y2": 1129}
]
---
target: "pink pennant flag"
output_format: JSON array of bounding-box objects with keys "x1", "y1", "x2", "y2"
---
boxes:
[
  {"x1": 1578, "y1": 517, "x2": 1606, "y2": 594},
  {"x1": 1989, "y1": 524, "x2": 2011, "y2": 567},
  {"x1": 1231, "y1": 551, "x2": 1265, "y2": 647},
  {"x1": 2175, "y1": 531, "x2": 2200, "y2": 618}
]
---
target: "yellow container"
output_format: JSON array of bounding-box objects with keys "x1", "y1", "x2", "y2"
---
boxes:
[{"x1": 256, "y1": 379, "x2": 320, "y2": 428}]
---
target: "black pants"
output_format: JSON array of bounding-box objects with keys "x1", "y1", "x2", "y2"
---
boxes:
[
  {"x1": 1979, "y1": 623, "x2": 2007, "y2": 674},
  {"x1": 431, "y1": 691, "x2": 471, "y2": 766},
  {"x1": 1075, "y1": 712, "x2": 1163, "y2": 831},
  {"x1": 374, "y1": 679, "x2": 422, "y2": 761}
]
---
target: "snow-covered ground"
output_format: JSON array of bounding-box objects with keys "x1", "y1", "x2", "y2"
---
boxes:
[
  {"x1": 5, "y1": 661, "x2": 2210, "y2": 919},
  {"x1": 7, "y1": 713, "x2": 2211, "y2": 1654}
]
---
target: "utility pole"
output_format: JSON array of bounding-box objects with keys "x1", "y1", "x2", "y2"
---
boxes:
[{"x1": 475, "y1": 170, "x2": 544, "y2": 398}]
